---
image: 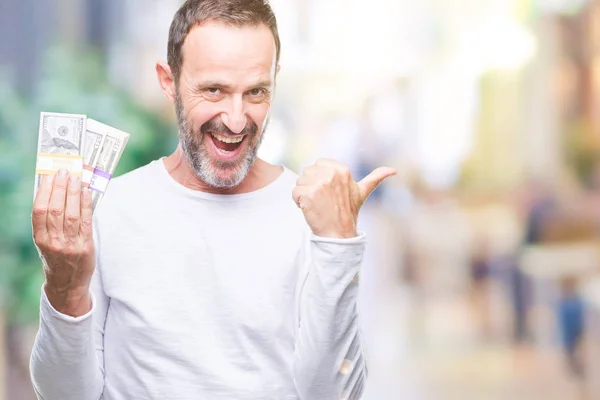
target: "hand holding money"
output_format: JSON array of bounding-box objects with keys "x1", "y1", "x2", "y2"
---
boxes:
[
  {"x1": 32, "y1": 169, "x2": 95, "y2": 317},
  {"x1": 31, "y1": 112, "x2": 130, "y2": 316}
]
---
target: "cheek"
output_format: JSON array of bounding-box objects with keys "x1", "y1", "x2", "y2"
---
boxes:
[
  {"x1": 186, "y1": 101, "x2": 222, "y2": 131},
  {"x1": 248, "y1": 103, "x2": 271, "y2": 129}
]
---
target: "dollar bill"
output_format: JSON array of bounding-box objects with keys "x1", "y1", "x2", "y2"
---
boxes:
[
  {"x1": 34, "y1": 112, "x2": 87, "y2": 199},
  {"x1": 89, "y1": 125, "x2": 130, "y2": 212},
  {"x1": 33, "y1": 112, "x2": 130, "y2": 212},
  {"x1": 81, "y1": 118, "x2": 108, "y2": 188}
]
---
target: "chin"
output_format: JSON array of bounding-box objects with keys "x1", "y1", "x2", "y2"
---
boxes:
[{"x1": 195, "y1": 161, "x2": 250, "y2": 189}]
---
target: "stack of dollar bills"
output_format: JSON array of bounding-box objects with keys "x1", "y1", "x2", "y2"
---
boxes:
[{"x1": 34, "y1": 112, "x2": 130, "y2": 212}]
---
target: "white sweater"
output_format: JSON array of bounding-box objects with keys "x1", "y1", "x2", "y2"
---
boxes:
[{"x1": 30, "y1": 159, "x2": 368, "y2": 400}]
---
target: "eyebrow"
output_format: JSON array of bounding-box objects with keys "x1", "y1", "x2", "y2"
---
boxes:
[
  {"x1": 193, "y1": 80, "x2": 273, "y2": 92},
  {"x1": 248, "y1": 80, "x2": 273, "y2": 89}
]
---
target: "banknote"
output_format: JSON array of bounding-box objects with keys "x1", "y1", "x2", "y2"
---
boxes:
[
  {"x1": 90, "y1": 125, "x2": 130, "y2": 211},
  {"x1": 34, "y1": 112, "x2": 87, "y2": 199},
  {"x1": 34, "y1": 111, "x2": 130, "y2": 212},
  {"x1": 81, "y1": 118, "x2": 107, "y2": 188}
]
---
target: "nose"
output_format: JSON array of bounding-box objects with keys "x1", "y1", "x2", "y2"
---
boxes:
[{"x1": 220, "y1": 95, "x2": 247, "y2": 134}]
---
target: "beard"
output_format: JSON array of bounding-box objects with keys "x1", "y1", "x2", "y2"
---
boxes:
[{"x1": 175, "y1": 90, "x2": 265, "y2": 189}]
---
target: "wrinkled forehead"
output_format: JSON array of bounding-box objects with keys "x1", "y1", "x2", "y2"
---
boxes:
[{"x1": 180, "y1": 20, "x2": 277, "y2": 87}]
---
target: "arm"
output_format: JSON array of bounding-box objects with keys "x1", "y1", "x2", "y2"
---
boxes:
[
  {"x1": 291, "y1": 158, "x2": 396, "y2": 399},
  {"x1": 292, "y1": 233, "x2": 368, "y2": 400},
  {"x1": 29, "y1": 170, "x2": 108, "y2": 399},
  {"x1": 30, "y1": 267, "x2": 109, "y2": 400}
]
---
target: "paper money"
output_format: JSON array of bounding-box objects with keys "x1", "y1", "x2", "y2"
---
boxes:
[
  {"x1": 34, "y1": 111, "x2": 130, "y2": 213},
  {"x1": 90, "y1": 125, "x2": 130, "y2": 211},
  {"x1": 81, "y1": 118, "x2": 107, "y2": 188},
  {"x1": 34, "y1": 112, "x2": 87, "y2": 198}
]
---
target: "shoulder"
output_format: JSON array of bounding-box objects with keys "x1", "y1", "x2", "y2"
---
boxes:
[
  {"x1": 93, "y1": 159, "x2": 161, "y2": 221},
  {"x1": 267, "y1": 164, "x2": 299, "y2": 203},
  {"x1": 278, "y1": 166, "x2": 299, "y2": 187},
  {"x1": 106, "y1": 160, "x2": 159, "y2": 195},
  {"x1": 269, "y1": 165, "x2": 309, "y2": 226}
]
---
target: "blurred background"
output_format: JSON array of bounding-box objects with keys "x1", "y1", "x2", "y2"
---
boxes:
[{"x1": 2, "y1": 0, "x2": 600, "y2": 398}]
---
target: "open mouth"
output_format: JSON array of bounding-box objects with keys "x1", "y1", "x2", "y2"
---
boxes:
[{"x1": 207, "y1": 131, "x2": 246, "y2": 160}]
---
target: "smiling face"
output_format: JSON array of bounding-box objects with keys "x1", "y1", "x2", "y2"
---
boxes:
[{"x1": 173, "y1": 20, "x2": 277, "y2": 188}]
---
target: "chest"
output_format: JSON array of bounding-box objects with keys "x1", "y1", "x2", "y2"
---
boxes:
[{"x1": 98, "y1": 202, "x2": 307, "y2": 337}]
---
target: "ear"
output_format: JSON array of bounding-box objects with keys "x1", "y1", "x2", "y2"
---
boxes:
[{"x1": 156, "y1": 61, "x2": 176, "y2": 103}]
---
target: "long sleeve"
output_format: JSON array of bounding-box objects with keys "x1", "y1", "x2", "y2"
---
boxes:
[
  {"x1": 30, "y1": 223, "x2": 110, "y2": 400},
  {"x1": 292, "y1": 231, "x2": 368, "y2": 400}
]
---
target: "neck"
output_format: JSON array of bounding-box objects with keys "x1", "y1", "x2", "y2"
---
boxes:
[{"x1": 163, "y1": 147, "x2": 281, "y2": 195}]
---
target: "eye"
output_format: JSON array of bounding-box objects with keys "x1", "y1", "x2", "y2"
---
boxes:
[
  {"x1": 205, "y1": 88, "x2": 221, "y2": 95},
  {"x1": 200, "y1": 87, "x2": 225, "y2": 101},
  {"x1": 249, "y1": 88, "x2": 265, "y2": 97}
]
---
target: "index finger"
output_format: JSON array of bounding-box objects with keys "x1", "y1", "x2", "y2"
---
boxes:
[{"x1": 32, "y1": 174, "x2": 54, "y2": 233}]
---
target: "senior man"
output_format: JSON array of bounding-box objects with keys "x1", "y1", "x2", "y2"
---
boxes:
[{"x1": 29, "y1": 1, "x2": 396, "y2": 399}]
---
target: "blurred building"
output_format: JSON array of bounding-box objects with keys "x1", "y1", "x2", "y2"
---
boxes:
[
  {"x1": 0, "y1": 0, "x2": 539, "y2": 188},
  {"x1": 0, "y1": 0, "x2": 125, "y2": 95}
]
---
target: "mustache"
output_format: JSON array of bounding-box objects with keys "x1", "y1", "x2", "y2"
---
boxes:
[{"x1": 200, "y1": 118, "x2": 258, "y2": 136}]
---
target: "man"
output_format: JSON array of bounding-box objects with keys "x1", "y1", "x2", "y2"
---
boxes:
[{"x1": 29, "y1": 1, "x2": 396, "y2": 399}]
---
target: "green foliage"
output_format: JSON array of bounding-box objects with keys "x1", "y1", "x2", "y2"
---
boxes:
[{"x1": 0, "y1": 44, "x2": 176, "y2": 324}]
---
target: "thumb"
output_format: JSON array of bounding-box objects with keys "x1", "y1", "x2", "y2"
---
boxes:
[{"x1": 357, "y1": 167, "x2": 397, "y2": 201}]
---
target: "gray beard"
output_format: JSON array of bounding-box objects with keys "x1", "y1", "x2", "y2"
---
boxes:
[{"x1": 175, "y1": 94, "x2": 265, "y2": 189}]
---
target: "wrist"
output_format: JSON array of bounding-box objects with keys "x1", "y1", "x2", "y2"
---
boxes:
[
  {"x1": 314, "y1": 222, "x2": 358, "y2": 239},
  {"x1": 313, "y1": 230, "x2": 358, "y2": 239},
  {"x1": 44, "y1": 283, "x2": 92, "y2": 317}
]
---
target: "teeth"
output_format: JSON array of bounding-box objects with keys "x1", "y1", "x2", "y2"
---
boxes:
[{"x1": 211, "y1": 132, "x2": 243, "y2": 144}]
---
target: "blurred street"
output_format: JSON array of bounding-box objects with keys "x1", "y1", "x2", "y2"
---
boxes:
[{"x1": 358, "y1": 202, "x2": 593, "y2": 400}]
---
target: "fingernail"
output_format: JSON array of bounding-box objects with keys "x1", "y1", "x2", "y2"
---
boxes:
[
  {"x1": 58, "y1": 169, "x2": 68, "y2": 178},
  {"x1": 45, "y1": 174, "x2": 54, "y2": 185},
  {"x1": 82, "y1": 188, "x2": 92, "y2": 199}
]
